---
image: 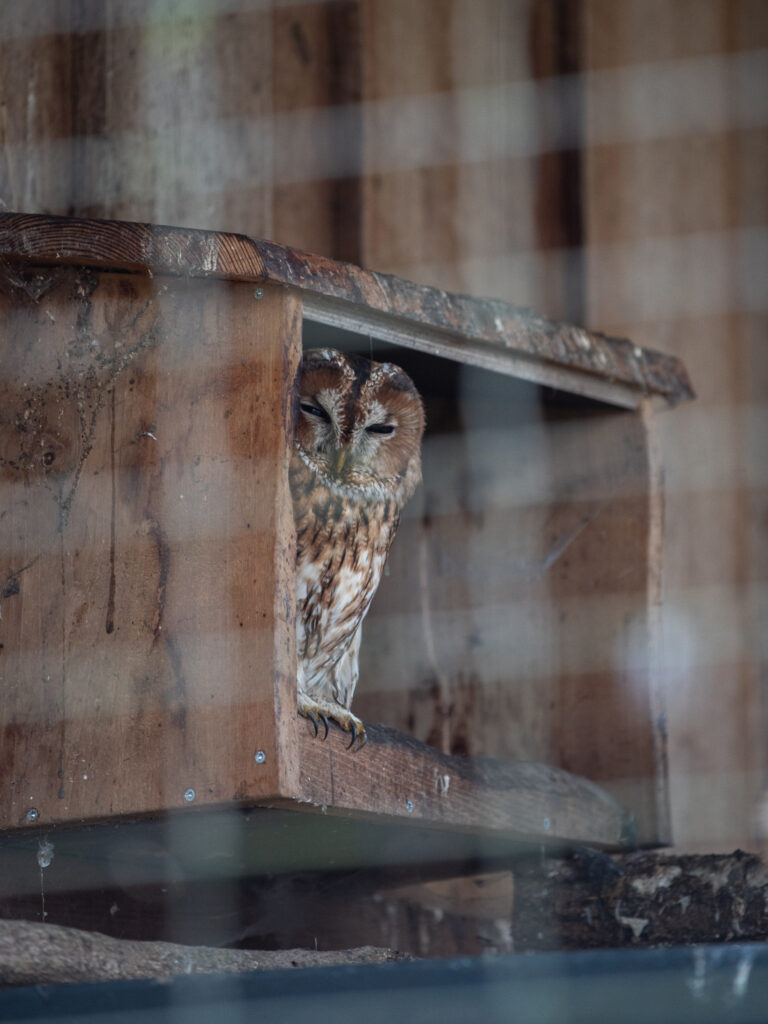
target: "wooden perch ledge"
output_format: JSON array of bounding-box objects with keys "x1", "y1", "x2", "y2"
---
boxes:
[{"x1": 291, "y1": 722, "x2": 635, "y2": 850}]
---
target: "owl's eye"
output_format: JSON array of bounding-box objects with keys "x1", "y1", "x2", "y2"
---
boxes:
[
  {"x1": 366, "y1": 423, "x2": 395, "y2": 436},
  {"x1": 300, "y1": 401, "x2": 331, "y2": 422}
]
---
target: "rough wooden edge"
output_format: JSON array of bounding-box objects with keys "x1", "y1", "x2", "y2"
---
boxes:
[
  {"x1": 0, "y1": 919, "x2": 410, "y2": 986},
  {"x1": 0, "y1": 212, "x2": 694, "y2": 406},
  {"x1": 288, "y1": 722, "x2": 636, "y2": 850},
  {"x1": 641, "y1": 398, "x2": 672, "y2": 846}
]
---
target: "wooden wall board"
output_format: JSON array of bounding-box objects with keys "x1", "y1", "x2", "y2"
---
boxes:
[
  {"x1": 360, "y1": 0, "x2": 462, "y2": 292},
  {"x1": 529, "y1": 0, "x2": 586, "y2": 325},
  {"x1": 581, "y1": 0, "x2": 767, "y2": 851},
  {"x1": 271, "y1": 0, "x2": 364, "y2": 263},
  {"x1": 0, "y1": 269, "x2": 300, "y2": 827},
  {"x1": 0, "y1": 3, "x2": 276, "y2": 234},
  {"x1": 0, "y1": 213, "x2": 694, "y2": 407}
]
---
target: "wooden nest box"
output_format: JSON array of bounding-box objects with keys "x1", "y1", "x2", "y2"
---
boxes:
[{"x1": 0, "y1": 213, "x2": 693, "y2": 851}]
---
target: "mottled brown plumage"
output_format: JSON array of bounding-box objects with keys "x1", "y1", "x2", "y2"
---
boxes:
[{"x1": 291, "y1": 348, "x2": 424, "y2": 746}]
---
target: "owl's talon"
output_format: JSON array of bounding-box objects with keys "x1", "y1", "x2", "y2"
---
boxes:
[
  {"x1": 298, "y1": 697, "x2": 366, "y2": 751},
  {"x1": 346, "y1": 720, "x2": 366, "y2": 750},
  {"x1": 299, "y1": 702, "x2": 320, "y2": 737}
]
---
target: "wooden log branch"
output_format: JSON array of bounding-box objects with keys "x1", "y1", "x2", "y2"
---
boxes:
[
  {"x1": 513, "y1": 849, "x2": 768, "y2": 951},
  {"x1": 0, "y1": 919, "x2": 409, "y2": 987},
  {"x1": 0, "y1": 212, "x2": 694, "y2": 406}
]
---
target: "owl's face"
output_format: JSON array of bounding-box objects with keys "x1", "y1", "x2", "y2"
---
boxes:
[{"x1": 295, "y1": 348, "x2": 424, "y2": 501}]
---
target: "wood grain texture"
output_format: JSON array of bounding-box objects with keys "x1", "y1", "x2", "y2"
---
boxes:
[
  {"x1": 0, "y1": 270, "x2": 300, "y2": 827},
  {"x1": 529, "y1": 0, "x2": 586, "y2": 324},
  {"x1": 294, "y1": 722, "x2": 634, "y2": 849},
  {"x1": 0, "y1": 3, "x2": 275, "y2": 234},
  {"x1": 0, "y1": 212, "x2": 694, "y2": 405},
  {"x1": 360, "y1": 0, "x2": 461, "y2": 291},
  {"x1": 0, "y1": 5, "x2": 75, "y2": 216},
  {"x1": 271, "y1": 1, "x2": 363, "y2": 262}
]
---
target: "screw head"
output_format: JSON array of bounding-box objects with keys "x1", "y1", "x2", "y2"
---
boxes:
[
  {"x1": 253, "y1": 288, "x2": 264, "y2": 299},
  {"x1": 405, "y1": 800, "x2": 414, "y2": 814},
  {"x1": 184, "y1": 788, "x2": 196, "y2": 803},
  {"x1": 254, "y1": 750, "x2": 266, "y2": 764},
  {"x1": 26, "y1": 808, "x2": 39, "y2": 823}
]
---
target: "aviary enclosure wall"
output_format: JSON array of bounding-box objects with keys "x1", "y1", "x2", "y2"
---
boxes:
[{"x1": 0, "y1": 0, "x2": 765, "y2": 947}]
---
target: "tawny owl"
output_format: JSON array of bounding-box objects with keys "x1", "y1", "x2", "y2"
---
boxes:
[{"x1": 290, "y1": 348, "x2": 425, "y2": 748}]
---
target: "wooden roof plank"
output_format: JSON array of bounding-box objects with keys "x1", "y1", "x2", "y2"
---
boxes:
[{"x1": 0, "y1": 212, "x2": 694, "y2": 405}]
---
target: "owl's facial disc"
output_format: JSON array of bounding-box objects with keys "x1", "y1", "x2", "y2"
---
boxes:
[
  {"x1": 296, "y1": 348, "x2": 424, "y2": 495},
  {"x1": 299, "y1": 392, "x2": 394, "y2": 480}
]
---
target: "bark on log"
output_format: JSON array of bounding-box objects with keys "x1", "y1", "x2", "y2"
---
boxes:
[
  {"x1": 513, "y1": 849, "x2": 768, "y2": 951},
  {"x1": 0, "y1": 919, "x2": 409, "y2": 987}
]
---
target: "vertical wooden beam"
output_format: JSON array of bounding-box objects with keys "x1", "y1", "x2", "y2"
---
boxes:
[
  {"x1": 0, "y1": 3, "x2": 74, "y2": 214},
  {"x1": 546, "y1": 405, "x2": 670, "y2": 844},
  {"x1": 529, "y1": 0, "x2": 586, "y2": 323},
  {"x1": 271, "y1": 1, "x2": 363, "y2": 259},
  {"x1": 360, "y1": 0, "x2": 462, "y2": 289},
  {"x1": 327, "y1": 0, "x2": 364, "y2": 265}
]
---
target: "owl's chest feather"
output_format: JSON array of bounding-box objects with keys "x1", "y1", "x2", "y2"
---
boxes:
[
  {"x1": 295, "y1": 495, "x2": 395, "y2": 614},
  {"x1": 291, "y1": 454, "x2": 399, "y2": 659}
]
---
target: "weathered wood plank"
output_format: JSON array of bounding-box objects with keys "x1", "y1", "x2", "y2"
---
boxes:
[
  {"x1": 0, "y1": 213, "x2": 694, "y2": 405},
  {"x1": 530, "y1": 0, "x2": 586, "y2": 324},
  {"x1": 582, "y1": 0, "x2": 766, "y2": 854},
  {"x1": 0, "y1": 270, "x2": 300, "y2": 826},
  {"x1": 271, "y1": 0, "x2": 364, "y2": 262},
  {"x1": 294, "y1": 722, "x2": 634, "y2": 849},
  {"x1": 360, "y1": 0, "x2": 462, "y2": 291}
]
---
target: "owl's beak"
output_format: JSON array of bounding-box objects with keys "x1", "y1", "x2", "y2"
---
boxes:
[{"x1": 334, "y1": 449, "x2": 348, "y2": 475}]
